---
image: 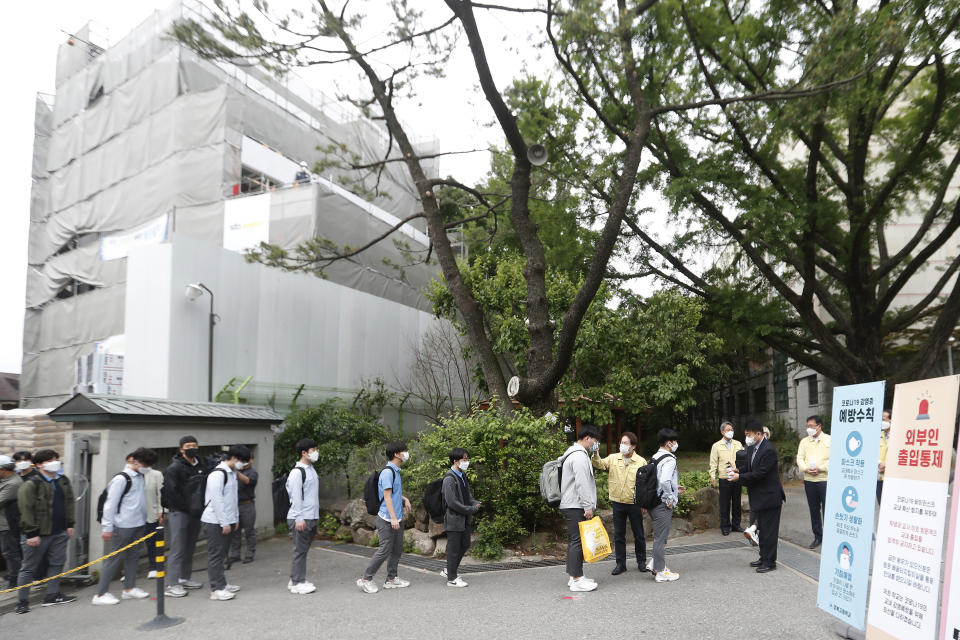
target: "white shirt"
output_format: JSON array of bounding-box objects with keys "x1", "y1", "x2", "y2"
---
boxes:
[
  {"x1": 101, "y1": 466, "x2": 147, "y2": 532},
  {"x1": 201, "y1": 462, "x2": 239, "y2": 526},
  {"x1": 286, "y1": 461, "x2": 320, "y2": 521}
]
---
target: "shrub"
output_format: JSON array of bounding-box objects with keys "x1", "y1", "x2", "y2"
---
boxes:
[
  {"x1": 274, "y1": 400, "x2": 389, "y2": 497},
  {"x1": 675, "y1": 470, "x2": 711, "y2": 518},
  {"x1": 403, "y1": 403, "x2": 567, "y2": 557},
  {"x1": 319, "y1": 513, "x2": 339, "y2": 537}
]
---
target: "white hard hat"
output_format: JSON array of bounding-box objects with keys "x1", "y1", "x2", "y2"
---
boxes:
[
  {"x1": 0, "y1": 454, "x2": 14, "y2": 470},
  {"x1": 299, "y1": 161, "x2": 308, "y2": 169}
]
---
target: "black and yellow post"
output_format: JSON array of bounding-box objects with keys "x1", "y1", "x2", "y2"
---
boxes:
[{"x1": 138, "y1": 525, "x2": 184, "y2": 630}]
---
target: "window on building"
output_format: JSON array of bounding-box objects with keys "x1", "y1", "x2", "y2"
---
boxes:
[
  {"x1": 238, "y1": 165, "x2": 282, "y2": 195},
  {"x1": 773, "y1": 352, "x2": 788, "y2": 411},
  {"x1": 753, "y1": 386, "x2": 767, "y2": 413},
  {"x1": 738, "y1": 390, "x2": 749, "y2": 416},
  {"x1": 55, "y1": 279, "x2": 98, "y2": 300},
  {"x1": 808, "y1": 375, "x2": 819, "y2": 406}
]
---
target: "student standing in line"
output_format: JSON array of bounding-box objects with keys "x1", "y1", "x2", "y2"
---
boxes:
[
  {"x1": 287, "y1": 439, "x2": 320, "y2": 595},
  {"x1": 14, "y1": 449, "x2": 78, "y2": 614},
  {"x1": 0, "y1": 454, "x2": 24, "y2": 589},
  {"x1": 650, "y1": 428, "x2": 684, "y2": 583},
  {"x1": 357, "y1": 441, "x2": 413, "y2": 594},
  {"x1": 797, "y1": 415, "x2": 830, "y2": 549},
  {"x1": 201, "y1": 444, "x2": 250, "y2": 601},
  {"x1": 161, "y1": 436, "x2": 208, "y2": 597},
  {"x1": 560, "y1": 426, "x2": 601, "y2": 592},
  {"x1": 92, "y1": 448, "x2": 154, "y2": 605},
  {"x1": 228, "y1": 451, "x2": 258, "y2": 568},
  {"x1": 441, "y1": 448, "x2": 481, "y2": 588},
  {"x1": 141, "y1": 450, "x2": 164, "y2": 580},
  {"x1": 591, "y1": 432, "x2": 647, "y2": 574}
]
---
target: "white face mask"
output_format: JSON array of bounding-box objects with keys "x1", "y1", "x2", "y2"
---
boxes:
[
  {"x1": 881, "y1": 421, "x2": 891, "y2": 431},
  {"x1": 307, "y1": 450, "x2": 319, "y2": 463},
  {"x1": 589, "y1": 441, "x2": 599, "y2": 453},
  {"x1": 806, "y1": 427, "x2": 818, "y2": 438},
  {"x1": 745, "y1": 436, "x2": 756, "y2": 447},
  {"x1": 400, "y1": 451, "x2": 410, "y2": 462},
  {"x1": 235, "y1": 461, "x2": 248, "y2": 470},
  {"x1": 138, "y1": 466, "x2": 151, "y2": 474},
  {"x1": 458, "y1": 461, "x2": 469, "y2": 471},
  {"x1": 42, "y1": 460, "x2": 62, "y2": 473},
  {"x1": 619, "y1": 444, "x2": 631, "y2": 456},
  {"x1": 15, "y1": 461, "x2": 32, "y2": 471},
  {"x1": 723, "y1": 431, "x2": 734, "y2": 439},
  {"x1": 669, "y1": 442, "x2": 678, "y2": 453}
]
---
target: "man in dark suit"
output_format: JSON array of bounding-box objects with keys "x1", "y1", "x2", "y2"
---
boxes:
[{"x1": 730, "y1": 420, "x2": 785, "y2": 573}]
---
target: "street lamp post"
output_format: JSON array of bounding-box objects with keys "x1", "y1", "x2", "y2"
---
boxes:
[{"x1": 185, "y1": 283, "x2": 216, "y2": 401}]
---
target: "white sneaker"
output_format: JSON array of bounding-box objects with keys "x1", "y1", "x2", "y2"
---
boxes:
[
  {"x1": 121, "y1": 587, "x2": 150, "y2": 600},
  {"x1": 569, "y1": 577, "x2": 598, "y2": 592},
  {"x1": 209, "y1": 589, "x2": 236, "y2": 601},
  {"x1": 146, "y1": 570, "x2": 158, "y2": 579},
  {"x1": 91, "y1": 593, "x2": 119, "y2": 606},
  {"x1": 440, "y1": 569, "x2": 447, "y2": 578},
  {"x1": 224, "y1": 584, "x2": 241, "y2": 593},
  {"x1": 447, "y1": 577, "x2": 468, "y2": 588},
  {"x1": 179, "y1": 579, "x2": 202, "y2": 589},
  {"x1": 744, "y1": 525, "x2": 759, "y2": 546},
  {"x1": 646, "y1": 559, "x2": 670, "y2": 574},
  {"x1": 383, "y1": 577, "x2": 410, "y2": 589},
  {"x1": 655, "y1": 569, "x2": 680, "y2": 582},
  {"x1": 357, "y1": 578, "x2": 379, "y2": 594},
  {"x1": 289, "y1": 582, "x2": 317, "y2": 595},
  {"x1": 164, "y1": 585, "x2": 188, "y2": 598}
]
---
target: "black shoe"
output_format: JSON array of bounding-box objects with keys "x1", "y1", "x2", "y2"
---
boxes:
[
  {"x1": 756, "y1": 564, "x2": 777, "y2": 573},
  {"x1": 638, "y1": 560, "x2": 648, "y2": 571},
  {"x1": 611, "y1": 564, "x2": 627, "y2": 575},
  {"x1": 732, "y1": 527, "x2": 744, "y2": 533},
  {"x1": 722, "y1": 529, "x2": 730, "y2": 536},
  {"x1": 42, "y1": 593, "x2": 77, "y2": 606},
  {"x1": 750, "y1": 559, "x2": 763, "y2": 567},
  {"x1": 809, "y1": 538, "x2": 822, "y2": 549},
  {"x1": 15, "y1": 602, "x2": 29, "y2": 614},
  {"x1": 242, "y1": 557, "x2": 253, "y2": 564}
]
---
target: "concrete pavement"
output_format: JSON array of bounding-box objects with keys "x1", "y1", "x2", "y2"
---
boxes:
[{"x1": 0, "y1": 528, "x2": 839, "y2": 639}]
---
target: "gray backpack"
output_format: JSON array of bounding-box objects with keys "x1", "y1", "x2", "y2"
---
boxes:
[{"x1": 539, "y1": 449, "x2": 588, "y2": 508}]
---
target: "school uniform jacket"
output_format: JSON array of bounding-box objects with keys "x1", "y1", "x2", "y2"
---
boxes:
[{"x1": 441, "y1": 469, "x2": 479, "y2": 533}]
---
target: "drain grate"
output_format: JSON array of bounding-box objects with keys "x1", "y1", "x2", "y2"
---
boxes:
[{"x1": 319, "y1": 539, "x2": 751, "y2": 574}]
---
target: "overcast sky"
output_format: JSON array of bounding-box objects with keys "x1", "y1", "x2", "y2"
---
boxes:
[{"x1": 0, "y1": 0, "x2": 655, "y2": 376}]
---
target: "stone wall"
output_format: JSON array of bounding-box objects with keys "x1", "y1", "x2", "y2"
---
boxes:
[{"x1": 0, "y1": 408, "x2": 70, "y2": 454}]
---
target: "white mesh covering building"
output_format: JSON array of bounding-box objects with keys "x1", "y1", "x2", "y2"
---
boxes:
[{"x1": 23, "y1": 1, "x2": 445, "y2": 412}]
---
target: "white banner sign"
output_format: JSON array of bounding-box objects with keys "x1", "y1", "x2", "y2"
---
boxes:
[
  {"x1": 223, "y1": 192, "x2": 270, "y2": 252},
  {"x1": 99, "y1": 212, "x2": 169, "y2": 260},
  {"x1": 941, "y1": 452, "x2": 960, "y2": 639}
]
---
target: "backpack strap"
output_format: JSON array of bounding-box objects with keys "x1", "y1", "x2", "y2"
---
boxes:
[
  {"x1": 113, "y1": 471, "x2": 133, "y2": 514},
  {"x1": 380, "y1": 467, "x2": 396, "y2": 504},
  {"x1": 297, "y1": 466, "x2": 306, "y2": 500}
]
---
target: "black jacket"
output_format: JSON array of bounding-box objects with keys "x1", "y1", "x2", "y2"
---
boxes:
[
  {"x1": 738, "y1": 439, "x2": 786, "y2": 511},
  {"x1": 441, "y1": 469, "x2": 479, "y2": 533},
  {"x1": 161, "y1": 454, "x2": 208, "y2": 512}
]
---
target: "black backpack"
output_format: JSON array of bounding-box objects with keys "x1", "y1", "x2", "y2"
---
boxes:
[
  {"x1": 634, "y1": 453, "x2": 676, "y2": 509},
  {"x1": 96, "y1": 472, "x2": 133, "y2": 524},
  {"x1": 272, "y1": 467, "x2": 307, "y2": 521},
  {"x1": 423, "y1": 478, "x2": 446, "y2": 524},
  {"x1": 186, "y1": 468, "x2": 227, "y2": 518},
  {"x1": 363, "y1": 467, "x2": 396, "y2": 516}
]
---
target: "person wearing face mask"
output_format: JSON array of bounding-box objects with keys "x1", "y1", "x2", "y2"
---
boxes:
[
  {"x1": 13, "y1": 451, "x2": 36, "y2": 479},
  {"x1": 730, "y1": 420, "x2": 785, "y2": 573},
  {"x1": 877, "y1": 409, "x2": 891, "y2": 504},
  {"x1": 161, "y1": 435, "x2": 209, "y2": 597},
  {"x1": 0, "y1": 454, "x2": 24, "y2": 589},
  {"x1": 649, "y1": 428, "x2": 684, "y2": 583},
  {"x1": 796, "y1": 415, "x2": 831, "y2": 549},
  {"x1": 591, "y1": 431, "x2": 647, "y2": 574},
  {"x1": 558, "y1": 425, "x2": 601, "y2": 592},
  {"x1": 286, "y1": 438, "x2": 320, "y2": 595},
  {"x1": 137, "y1": 448, "x2": 164, "y2": 580},
  {"x1": 227, "y1": 451, "x2": 258, "y2": 569},
  {"x1": 202, "y1": 444, "x2": 250, "y2": 601},
  {"x1": 709, "y1": 421, "x2": 744, "y2": 536},
  {"x1": 92, "y1": 448, "x2": 154, "y2": 605},
  {"x1": 14, "y1": 449, "x2": 77, "y2": 614},
  {"x1": 441, "y1": 448, "x2": 481, "y2": 588},
  {"x1": 358, "y1": 441, "x2": 413, "y2": 593}
]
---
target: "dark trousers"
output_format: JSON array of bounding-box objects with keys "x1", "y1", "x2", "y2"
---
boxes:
[
  {"x1": 876, "y1": 480, "x2": 883, "y2": 505},
  {"x1": 142, "y1": 522, "x2": 161, "y2": 570},
  {"x1": 561, "y1": 508, "x2": 586, "y2": 577},
  {"x1": 445, "y1": 528, "x2": 471, "y2": 581},
  {"x1": 0, "y1": 529, "x2": 22, "y2": 587},
  {"x1": 754, "y1": 506, "x2": 781, "y2": 567},
  {"x1": 803, "y1": 480, "x2": 827, "y2": 539},
  {"x1": 17, "y1": 531, "x2": 68, "y2": 603},
  {"x1": 230, "y1": 501, "x2": 257, "y2": 561},
  {"x1": 718, "y1": 479, "x2": 742, "y2": 531},
  {"x1": 203, "y1": 522, "x2": 232, "y2": 591},
  {"x1": 610, "y1": 501, "x2": 645, "y2": 566},
  {"x1": 97, "y1": 526, "x2": 141, "y2": 595},
  {"x1": 363, "y1": 517, "x2": 403, "y2": 581},
  {"x1": 287, "y1": 519, "x2": 317, "y2": 584}
]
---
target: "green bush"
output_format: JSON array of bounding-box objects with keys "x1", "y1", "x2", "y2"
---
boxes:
[
  {"x1": 274, "y1": 400, "x2": 389, "y2": 497},
  {"x1": 403, "y1": 403, "x2": 567, "y2": 558},
  {"x1": 319, "y1": 513, "x2": 339, "y2": 537},
  {"x1": 370, "y1": 532, "x2": 379, "y2": 547},
  {"x1": 675, "y1": 470, "x2": 712, "y2": 518}
]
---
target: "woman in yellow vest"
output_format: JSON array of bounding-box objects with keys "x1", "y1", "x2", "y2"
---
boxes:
[{"x1": 591, "y1": 432, "x2": 647, "y2": 575}]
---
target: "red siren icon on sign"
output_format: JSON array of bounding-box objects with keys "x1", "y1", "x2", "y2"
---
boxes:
[{"x1": 917, "y1": 398, "x2": 930, "y2": 420}]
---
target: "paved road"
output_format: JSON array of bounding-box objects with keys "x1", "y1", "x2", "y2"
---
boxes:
[{"x1": 0, "y1": 530, "x2": 839, "y2": 639}]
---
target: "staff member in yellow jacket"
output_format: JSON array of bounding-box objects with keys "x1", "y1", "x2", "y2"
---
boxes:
[
  {"x1": 709, "y1": 421, "x2": 744, "y2": 535},
  {"x1": 797, "y1": 415, "x2": 830, "y2": 549},
  {"x1": 592, "y1": 432, "x2": 647, "y2": 575},
  {"x1": 876, "y1": 409, "x2": 891, "y2": 505}
]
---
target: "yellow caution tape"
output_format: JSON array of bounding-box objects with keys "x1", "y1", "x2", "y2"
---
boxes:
[{"x1": 0, "y1": 530, "x2": 157, "y2": 595}]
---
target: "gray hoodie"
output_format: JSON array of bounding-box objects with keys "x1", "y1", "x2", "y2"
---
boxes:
[{"x1": 558, "y1": 443, "x2": 597, "y2": 511}]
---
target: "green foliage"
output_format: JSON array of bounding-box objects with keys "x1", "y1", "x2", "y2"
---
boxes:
[
  {"x1": 319, "y1": 513, "x2": 339, "y2": 538},
  {"x1": 675, "y1": 470, "x2": 712, "y2": 519},
  {"x1": 369, "y1": 532, "x2": 379, "y2": 548},
  {"x1": 275, "y1": 521, "x2": 289, "y2": 536},
  {"x1": 403, "y1": 404, "x2": 567, "y2": 557},
  {"x1": 274, "y1": 400, "x2": 389, "y2": 497}
]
